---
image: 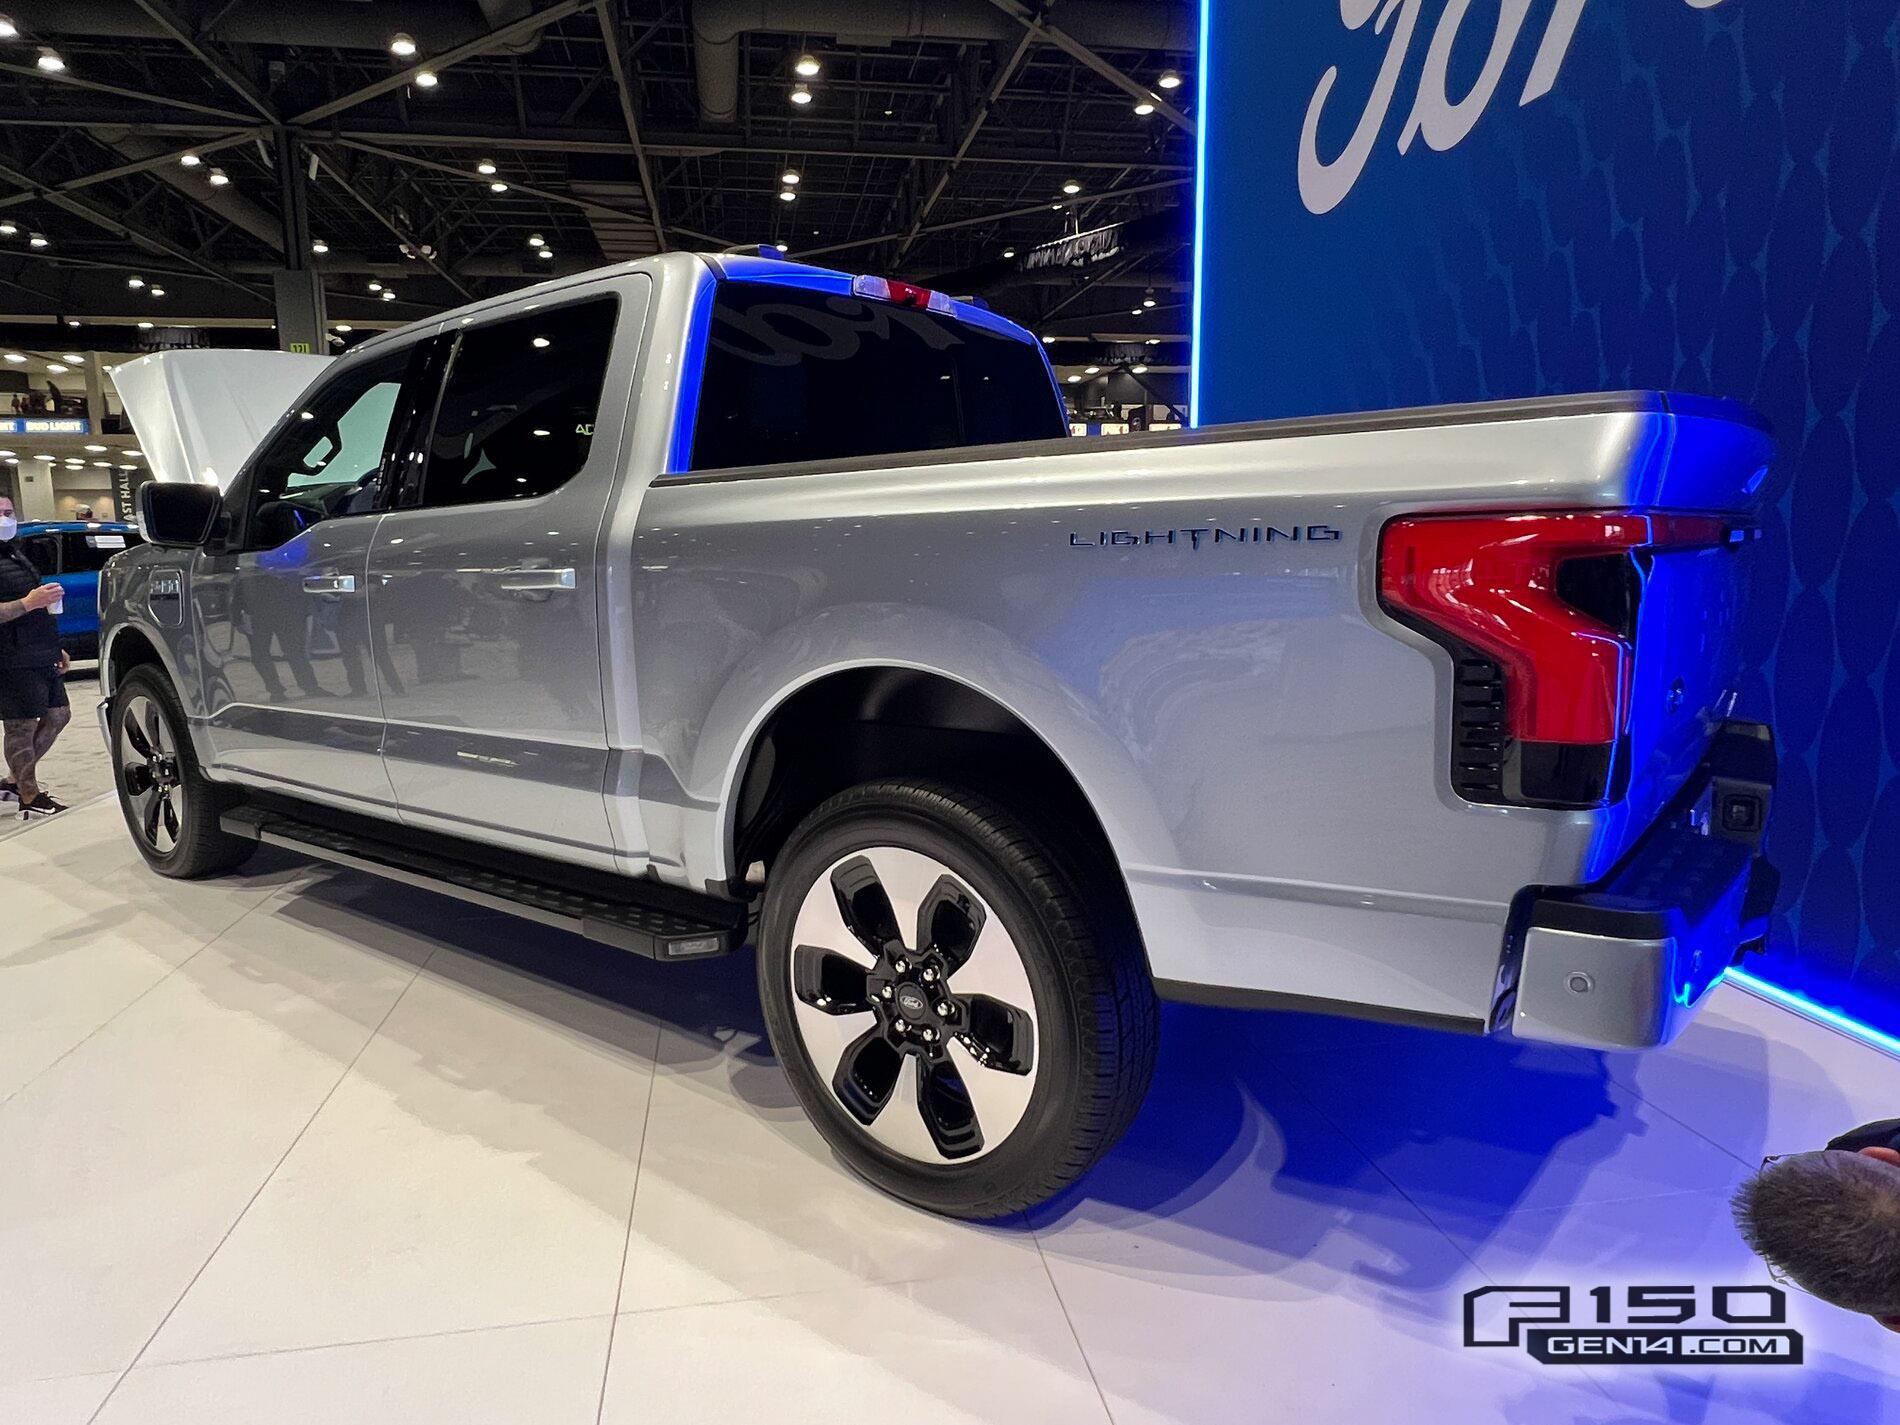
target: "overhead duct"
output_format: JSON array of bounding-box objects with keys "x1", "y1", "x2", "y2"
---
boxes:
[{"x1": 691, "y1": 0, "x2": 1196, "y2": 125}]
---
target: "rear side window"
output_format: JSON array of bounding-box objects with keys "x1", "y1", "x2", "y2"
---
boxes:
[
  {"x1": 59, "y1": 530, "x2": 139, "y2": 572},
  {"x1": 419, "y1": 297, "x2": 618, "y2": 508},
  {"x1": 687, "y1": 282, "x2": 1066, "y2": 472}
]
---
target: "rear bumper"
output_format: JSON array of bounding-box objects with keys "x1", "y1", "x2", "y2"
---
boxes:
[{"x1": 1508, "y1": 721, "x2": 1778, "y2": 1050}]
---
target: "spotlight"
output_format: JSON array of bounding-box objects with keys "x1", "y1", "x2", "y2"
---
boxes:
[
  {"x1": 381, "y1": 289, "x2": 396, "y2": 301},
  {"x1": 368, "y1": 280, "x2": 382, "y2": 292},
  {"x1": 1142, "y1": 295, "x2": 1156, "y2": 307},
  {"x1": 67, "y1": 320, "x2": 80, "y2": 327},
  {"x1": 127, "y1": 276, "x2": 145, "y2": 289},
  {"x1": 0, "y1": 16, "x2": 16, "y2": 40},
  {"x1": 311, "y1": 239, "x2": 329, "y2": 255},
  {"x1": 149, "y1": 286, "x2": 165, "y2": 297},
  {"x1": 180, "y1": 153, "x2": 201, "y2": 167},
  {"x1": 35, "y1": 46, "x2": 63, "y2": 72},
  {"x1": 335, "y1": 323, "x2": 352, "y2": 333},
  {"x1": 0, "y1": 222, "x2": 13, "y2": 236},
  {"x1": 476, "y1": 159, "x2": 497, "y2": 176},
  {"x1": 1002, "y1": 248, "x2": 1015, "y2": 259},
  {"x1": 414, "y1": 69, "x2": 438, "y2": 89},
  {"x1": 1132, "y1": 364, "x2": 1149, "y2": 374},
  {"x1": 781, "y1": 169, "x2": 800, "y2": 186},
  {"x1": 45, "y1": 362, "x2": 67, "y2": 374},
  {"x1": 774, "y1": 242, "x2": 788, "y2": 253},
  {"x1": 1040, "y1": 336, "x2": 1055, "y2": 345},
  {"x1": 1085, "y1": 365, "x2": 1101, "y2": 375},
  {"x1": 489, "y1": 180, "x2": 509, "y2": 193},
  {"x1": 793, "y1": 53, "x2": 821, "y2": 78},
  {"x1": 778, "y1": 189, "x2": 796, "y2": 202},
  {"x1": 1066, "y1": 374, "x2": 1080, "y2": 383},
  {"x1": 1062, "y1": 180, "x2": 1081, "y2": 195},
  {"x1": 1134, "y1": 100, "x2": 1155, "y2": 116},
  {"x1": 390, "y1": 32, "x2": 417, "y2": 57},
  {"x1": 527, "y1": 233, "x2": 544, "y2": 247},
  {"x1": 536, "y1": 248, "x2": 553, "y2": 259},
  {"x1": 27, "y1": 232, "x2": 47, "y2": 247},
  {"x1": 137, "y1": 320, "x2": 153, "y2": 329},
  {"x1": 207, "y1": 167, "x2": 229, "y2": 186},
  {"x1": 531, "y1": 336, "x2": 550, "y2": 348},
  {"x1": 0, "y1": 353, "x2": 19, "y2": 362},
  {"x1": 789, "y1": 84, "x2": 813, "y2": 106},
  {"x1": 1157, "y1": 71, "x2": 1182, "y2": 90}
]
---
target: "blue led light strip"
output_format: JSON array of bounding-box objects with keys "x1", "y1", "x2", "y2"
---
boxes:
[
  {"x1": 1188, "y1": 0, "x2": 1210, "y2": 428},
  {"x1": 1726, "y1": 968, "x2": 1900, "y2": 1059}
]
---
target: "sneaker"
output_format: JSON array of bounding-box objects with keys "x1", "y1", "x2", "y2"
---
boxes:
[
  {"x1": 0, "y1": 781, "x2": 15, "y2": 803},
  {"x1": 19, "y1": 792, "x2": 67, "y2": 820}
]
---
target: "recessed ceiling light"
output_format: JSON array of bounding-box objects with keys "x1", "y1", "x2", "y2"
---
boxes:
[
  {"x1": 28, "y1": 232, "x2": 47, "y2": 247},
  {"x1": 476, "y1": 159, "x2": 497, "y2": 176},
  {"x1": 127, "y1": 276, "x2": 145, "y2": 289},
  {"x1": 311, "y1": 239, "x2": 329, "y2": 254},
  {"x1": 1061, "y1": 180, "x2": 1081, "y2": 195},
  {"x1": 1040, "y1": 336, "x2": 1055, "y2": 345},
  {"x1": 1066, "y1": 374, "x2": 1080, "y2": 384},
  {"x1": 489, "y1": 180, "x2": 508, "y2": 193},
  {"x1": 414, "y1": 69, "x2": 439, "y2": 89},
  {"x1": 46, "y1": 363, "x2": 67, "y2": 373},
  {"x1": 390, "y1": 33, "x2": 417, "y2": 57},
  {"x1": 1146, "y1": 337, "x2": 1160, "y2": 345},
  {"x1": 207, "y1": 167, "x2": 229, "y2": 186},
  {"x1": 537, "y1": 248, "x2": 554, "y2": 259},
  {"x1": 781, "y1": 169, "x2": 800, "y2": 186},
  {"x1": 380, "y1": 289, "x2": 396, "y2": 301},
  {"x1": 0, "y1": 222, "x2": 15, "y2": 237},
  {"x1": 334, "y1": 324, "x2": 352, "y2": 333},
  {"x1": 0, "y1": 17, "x2": 17, "y2": 40},
  {"x1": 137, "y1": 320, "x2": 153, "y2": 329},
  {"x1": 789, "y1": 84, "x2": 813, "y2": 106},
  {"x1": 1003, "y1": 248, "x2": 1016, "y2": 258},
  {"x1": 1142, "y1": 296, "x2": 1156, "y2": 308},
  {"x1": 179, "y1": 153, "x2": 201, "y2": 168},
  {"x1": 1, "y1": 353, "x2": 20, "y2": 363},
  {"x1": 1132, "y1": 364, "x2": 1149, "y2": 374},
  {"x1": 35, "y1": 46, "x2": 63, "y2": 72},
  {"x1": 531, "y1": 336, "x2": 550, "y2": 348},
  {"x1": 128, "y1": 449, "x2": 143, "y2": 458},
  {"x1": 1134, "y1": 100, "x2": 1155, "y2": 116},
  {"x1": 67, "y1": 359, "x2": 87, "y2": 367},
  {"x1": 1085, "y1": 365, "x2": 1101, "y2": 375},
  {"x1": 778, "y1": 189, "x2": 797, "y2": 202},
  {"x1": 1158, "y1": 71, "x2": 1182, "y2": 90},
  {"x1": 66, "y1": 319, "x2": 79, "y2": 328},
  {"x1": 368, "y1": 280, "x2": 382, "y2": 292},
  {"x1": 793, "y1": 53, "x2": 821, "y2": 78},
  {"x1": 774, "y1": 242, "x2": 788, "y2": 253},
  {"x1": 527, "y1": 233, "x2": 544, "y2": 247}
]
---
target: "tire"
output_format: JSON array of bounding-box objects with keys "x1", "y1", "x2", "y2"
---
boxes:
[
  {"x1": 757, "y1": 779, "x2": 1158, "y2": 1219},
  {"x1": 109, "y1": 665, "x2": 253, "y2": 879}
]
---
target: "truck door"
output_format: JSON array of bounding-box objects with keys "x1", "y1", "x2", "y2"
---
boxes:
[
  {"x1": 191, "y1": 341, "x2": 430, "y2": 807},
  {"x1": 367, "y1": 279, "x2": 645, "y2": 866}
]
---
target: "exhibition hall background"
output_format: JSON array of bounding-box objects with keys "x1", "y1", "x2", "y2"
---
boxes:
[{"x1": 1196, "y1": 0, "x2": 1899, "y2": 1032}]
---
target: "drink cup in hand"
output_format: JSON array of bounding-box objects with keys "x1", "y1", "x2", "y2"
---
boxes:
[{"x1": 22, "y1": 583, "x2": 62, "y2": 614}]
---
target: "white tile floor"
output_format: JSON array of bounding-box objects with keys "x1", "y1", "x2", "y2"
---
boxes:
[{"x1": 4, "y1": 800, "x2": 1897, "y2": 1424}]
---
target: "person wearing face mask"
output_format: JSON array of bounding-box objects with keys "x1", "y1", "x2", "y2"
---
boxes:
[{"x1": 0, "y1": 494, "x2": 72, "y2": 819}]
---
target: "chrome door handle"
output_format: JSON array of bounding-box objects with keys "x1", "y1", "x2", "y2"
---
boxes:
[
  {"x1": 302, "y1": 574, "x2": 357, "y2": 595},
  {"x1": 494, "y1": 567, "x2": 576, "y2": 592}
]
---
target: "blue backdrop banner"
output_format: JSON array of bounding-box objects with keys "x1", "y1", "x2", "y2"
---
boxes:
[{"x1": 1195, "y1": 0, "x2": 1899, "y2": 1034}]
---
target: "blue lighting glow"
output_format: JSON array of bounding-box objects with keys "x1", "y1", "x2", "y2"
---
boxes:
[
  {"x1": 1189, "y1": 0, "x2": 1210, "y2": 428},
  {"x1": 1727, "y1": 968, "x2": 1900, "y2": 1059}
]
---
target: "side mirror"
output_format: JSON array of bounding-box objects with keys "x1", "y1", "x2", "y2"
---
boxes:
[{"x1": 137, "y1": 481, "x2": 225, "y2": 549}]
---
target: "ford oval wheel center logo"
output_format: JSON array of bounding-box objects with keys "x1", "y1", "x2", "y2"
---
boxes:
[{"x1": 895, "y1": 986, "x2": 930, "y2": 1020}]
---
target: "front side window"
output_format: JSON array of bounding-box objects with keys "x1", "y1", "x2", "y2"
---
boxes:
[
  {"x1": 240, "y1": 347, "x2": 414, "y2": 550},
  {"x1": 59, "y1": 529, "x2": 139, "y2": 572},
  {"x1": 417, "y1": 297, "x2": 618, "y2": 508},
  {"x1": 687, "y1": 282, "x2": 1068, "y2": 472}
]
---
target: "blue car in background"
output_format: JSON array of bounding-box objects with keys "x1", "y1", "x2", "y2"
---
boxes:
[{"x1": 13, "y1": 520, "x2": 144, "y2": 661}]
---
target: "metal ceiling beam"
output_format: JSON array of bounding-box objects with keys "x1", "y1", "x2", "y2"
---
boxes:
[
  {"x1": 800, "y1": 174, "x2": 1188, "y2": 260},
  {"x1": 291, "y1": 0, "x2": 589, "y2": 127},
  {"x1": 128, "y1": 0, "x2": 280, "y2": 122},
  {"x1": 0, "y1": 133, "x2": 262, "y2": 213},
  {"x1": 308, "y1": 151, "x2": 474, "y2": 301},
  {"x1": 0, "y1": 155, "x2": 268, "y2": 301},
  {"x1": 330, "y1": 138, "x2": 652, "y2": 231},
  {"x1": 982, "y1": 0, "x2": 1194, "y2": 135},
  {"x1": 0, "y1": 60, "x2": 254, "y2": 123},
  {"x1": 594, "y1": 0, "x2": 666, "y2": 252},
  {"x1": 896, "y1": 22, "x2": 1040, "y2": 262}
]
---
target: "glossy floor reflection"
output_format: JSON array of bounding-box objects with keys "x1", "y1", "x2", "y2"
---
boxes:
[{"x1": 3, "y1": 803, "x2": 1895, "y2": 1424}]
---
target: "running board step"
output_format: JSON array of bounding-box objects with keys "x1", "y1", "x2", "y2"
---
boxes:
[{"x1": 220, "y1": 805, "x2": 745, "y2": 961}]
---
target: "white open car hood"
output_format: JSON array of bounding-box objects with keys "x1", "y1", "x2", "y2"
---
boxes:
[{"x1": 108, "y1": 348, "x2": 334, "y2": 490}]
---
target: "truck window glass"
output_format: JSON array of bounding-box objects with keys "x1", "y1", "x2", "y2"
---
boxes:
[
  {"x1": 241, "y1": 347, "x2": 412, "y2": 550},
  {"x1": 419, "y1": 297, "x2": 618, "y2": 508},
  {"x1": 60, "y1": 529, "x2": 141, "y2": 573},
  {"x1": 688, "y1": 282, "x2": 1067, "y2": 472}
]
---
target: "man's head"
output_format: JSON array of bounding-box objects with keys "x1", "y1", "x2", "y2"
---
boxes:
[
  {"x1": 1733, "y1": 1146, "x2": 1900, "y2": 1330},
  {"x1": 0, "y1": 493, "x2": 14, "y2": 540}
]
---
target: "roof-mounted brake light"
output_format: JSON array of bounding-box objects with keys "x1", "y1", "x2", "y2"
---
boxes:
[{"x1": 852, "y1": 274, "x2": 954, "y2": 314}]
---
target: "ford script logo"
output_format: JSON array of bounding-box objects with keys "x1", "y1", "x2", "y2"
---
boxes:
[
  {"x1": 1070, "y1": 525, "x2": 1343, "y2": 550},
  {"x1": 1299, "y1": 0, "x2": 1732, "y2": 215}
]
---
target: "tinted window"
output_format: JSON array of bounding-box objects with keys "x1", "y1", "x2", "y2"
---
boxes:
[
  {"x1": 59, "y1": 529, "x2": 141, "y2": 573},
  {"x1": 241, "y1": 347, "x2": 414, "y2": 550},
  {"x1": 15, "y1": 533, "x2": 58, "y2": 574},
  {"x1": 419, "y1": 298, "x2": 618, "y2": 508},
  {"x1": 688, "y1": 282, "x2": 1067, "y2": 472}
]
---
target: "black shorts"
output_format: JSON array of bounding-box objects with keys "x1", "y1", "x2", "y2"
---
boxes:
[{"x1": 0, "y1": 664, "x2": 69, "y2": 720}]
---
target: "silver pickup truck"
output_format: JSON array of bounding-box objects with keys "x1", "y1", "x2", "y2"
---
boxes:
[{"x1": 97, "y1": 252, "x2": 1779, "y2": 1217}]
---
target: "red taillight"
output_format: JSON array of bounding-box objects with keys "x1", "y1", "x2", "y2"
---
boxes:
[
  {"x1": 1380, "y1": 511, "x2": 1729, "y2": 804},
  {"x1": 851, "y1": 274, "x2": 954, "y2": 313}
]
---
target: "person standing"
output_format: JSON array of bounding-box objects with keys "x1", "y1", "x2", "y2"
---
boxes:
[{"x1": 0, "y1": 493, "x2": 72, "y2": 819}]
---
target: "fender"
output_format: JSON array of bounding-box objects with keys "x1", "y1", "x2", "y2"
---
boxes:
[{"x1": 663, "y1": 602, "x2": 1184, "y2": 893}]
